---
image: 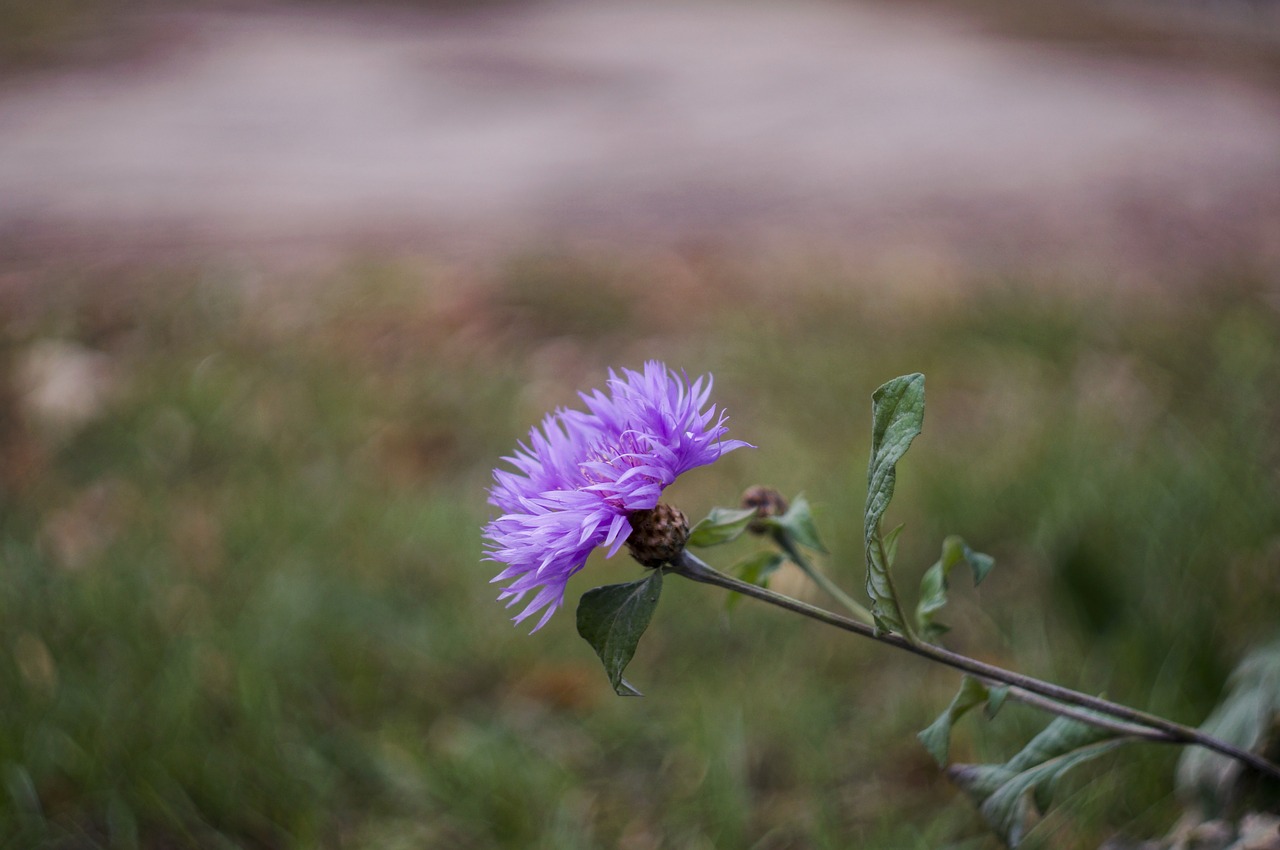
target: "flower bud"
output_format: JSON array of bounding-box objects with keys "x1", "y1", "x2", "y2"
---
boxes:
[
  {"x1": 627, "y1": 504, "x2": 689, "y2": 568},
  {"x1": 741, "y1": 485, "x2": 788, "y2": 534}
]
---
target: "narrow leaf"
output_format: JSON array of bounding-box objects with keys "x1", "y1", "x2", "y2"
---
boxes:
[
  {"x1": 985, "y1": 739, "x2": 1125, "y2": 846},
  {"x1": 919, "y1": 675, "x2": 990, "y2": 766},
  {"x1": 967, "y1": 547, "x2": 995, "y2": 586},
  {"x1": 948, "y1": 713, "x2": 1126, "y2": 847},
  {"x1": 737, "y1": 551, "x2": 786, "y2": 587},
  {"x1": 1176, "y1": 635, "x2": 1280, "y2": 814},
  {"x1": 864, "y1": 373, "x2": 925, "y2": 635},
  {"x1": 688, "y1": 507, "x2": 759, "y2": 548},
  {"x1": 726, "y1": 551, "x2": 786, "y2": 610},
  {"x1": 882, "y1": 523, "x2": 905, "y2": 567},
  {"x1": 915, "y1": 535, "x2": 996, "y2": 642},
  {"x1": 762, "y1": 494, "x2": 827, "y2": 553},
  {"x1": 576, "y1": 571, "x2": 664, "y2": 696},
  {"x1": 1003, "y1": 712, "x2": 1118, "y2": 773},
  {"x1": 985, "y1": 685, "x2": 1010, "y2": 719}
]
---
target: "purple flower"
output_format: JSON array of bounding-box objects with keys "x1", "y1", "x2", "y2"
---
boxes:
[{"x1": 483, "y1": 361, "x2": 750, "y2": 631}]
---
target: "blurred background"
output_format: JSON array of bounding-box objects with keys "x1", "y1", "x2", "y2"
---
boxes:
[{"x1": 1, "y1": 0, "x2": 1279, "y2": 847}]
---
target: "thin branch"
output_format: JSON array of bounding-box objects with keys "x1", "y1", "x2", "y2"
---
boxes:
[
  {"x1": 1000, "y1": 686, "x2": 1175, "y2": 743},
  {"x1": 671, "y1": 550, "x2": 1280, "y2": 782}
]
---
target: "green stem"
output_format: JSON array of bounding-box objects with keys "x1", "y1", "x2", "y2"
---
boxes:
[
  {"x1": 671, "y1": 550, "x2": 1280, "y2": 783},
  {"x1": 771, "y1": 531, "x2": 875, "y2": 626}
]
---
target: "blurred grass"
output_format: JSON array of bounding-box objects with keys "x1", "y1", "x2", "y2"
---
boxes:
[{"x1": 0, "y1": 259, "x2": 1277, "y2": 848}]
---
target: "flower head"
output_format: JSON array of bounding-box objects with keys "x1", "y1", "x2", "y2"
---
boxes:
[{"x1": 483, "y1": 361, "x2": 750, "y2": 631}]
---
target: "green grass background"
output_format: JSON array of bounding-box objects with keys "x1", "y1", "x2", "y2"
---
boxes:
[{"x1": 1, "y1": 260, "x2": 1277, "y2": 848}]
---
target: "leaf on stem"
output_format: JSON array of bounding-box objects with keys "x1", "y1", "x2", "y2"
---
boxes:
[
  {"x1": 760, "y1": 494, "x2": 828, "y2": 553},
  {"x1": 948, "y1": 714, "x2": 1127, "y2": 847},
  {"x1": 986, "y1": 685, "x2": 1010, "y2": 718},
  {"x1": 576, "y1": 571, "x2": 664, "y2": 696},
  {"x1": 1176, "y1": 635, "x2": 1280, "y2": 815},
  {"x1": 726, "y1": 551, "x2": 787, "y2": 610},
  {"x1": 688, "y1": 507, "x2": 759, "y2": 548},
  {"x1": 919, "y1": 675, "x2": 992, "y2": 766},
  {"x1": 864, "y1": 373, "x2": 925, "y2": 636},
  {"x1": 915, "y1": 535, "x2": 995, "y2": 642},
  {"x1": 882, "y1": 523, "x2": 905, "y2": 569}
]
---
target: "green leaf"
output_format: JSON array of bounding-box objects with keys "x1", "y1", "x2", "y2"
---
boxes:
[
  {"x1": 919, "y1": 676, "x2": 990, "y2": 766},
  {"x1": 737, "y1": 551, "x2": 786, "y2": 587},
  {"x1": 726, "y1": 551, "x2": 786, "y2": 610},
  {"x1": 761, "y1": 493, "x2": 827, "y2": 553},
  {"x1": 688, "y1": 507, "x2": 758, "y2": 548},
  {"x1": 986, "y1": 685, "x2": 1010, "y2": 719},
  {"x1": 1176, "y1": 635, "x2": 1280, "y2": 814},
  {"x1": 948, "y1": 714, "x2": 1127, "y2": 847},
  {"x1": 576, "y1": 571, "x2": 664, "y2": 697},
  {"x1": 915, "y1": 535, "x2": 996, "y2": 642},
  {"x1": 864, "y1": 373, "x2": 925, "y2": 635},
  {"x1": 882, "y1": 523, "x2": 905, "y2": 567}
]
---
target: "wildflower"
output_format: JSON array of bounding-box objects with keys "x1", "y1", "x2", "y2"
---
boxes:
[{"x1": 484, "y1": 361, "x2": 749, "y2": 630}]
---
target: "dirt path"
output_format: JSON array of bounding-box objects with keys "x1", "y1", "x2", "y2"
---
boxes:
[{"x1": 2, "y1": 0, "x2": 1279, "y2": 276}]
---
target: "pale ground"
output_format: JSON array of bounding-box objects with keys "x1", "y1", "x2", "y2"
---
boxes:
[{"x1": 2, "y1": 0, "x2": 1280, "y2": 279}]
